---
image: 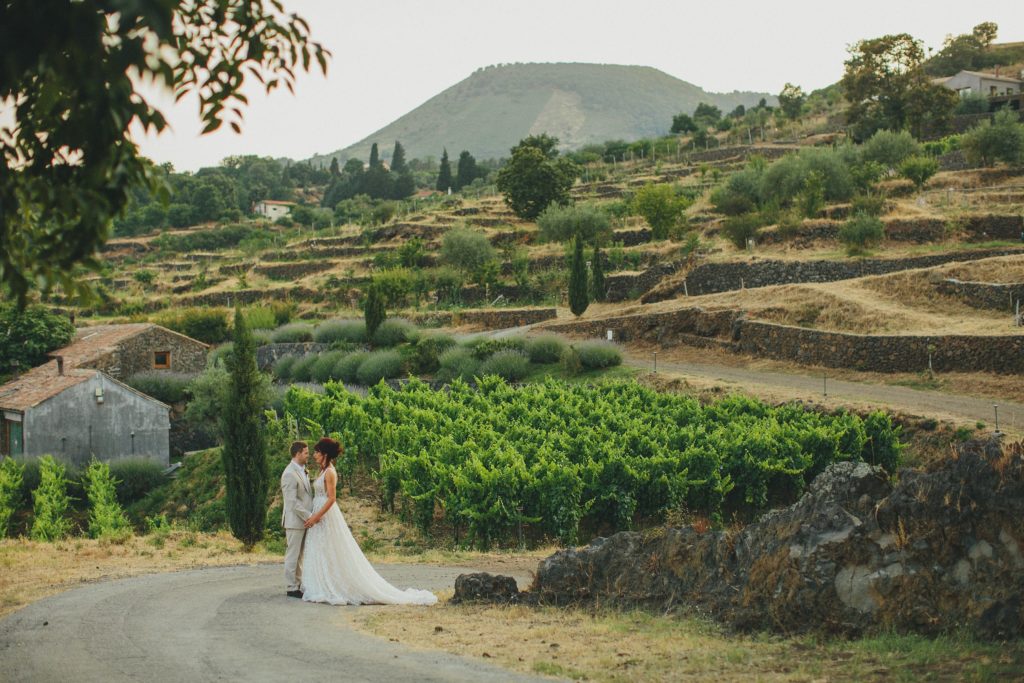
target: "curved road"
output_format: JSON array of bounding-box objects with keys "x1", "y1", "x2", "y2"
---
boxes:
[{"x1": 0, "y1": 564, "x2": 544, "y2": 683}]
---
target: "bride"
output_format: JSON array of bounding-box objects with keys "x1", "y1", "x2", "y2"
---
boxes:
[{"x1": 301, "y1": 437, "x2": 437, "y2": 606}]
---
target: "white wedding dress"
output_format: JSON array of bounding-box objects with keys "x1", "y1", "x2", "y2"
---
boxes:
[{"x1": 301, "y1": 467, "x2": 437, "y2": 606}]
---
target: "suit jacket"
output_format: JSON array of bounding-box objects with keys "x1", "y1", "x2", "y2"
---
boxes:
[{"x1": 280, "y1": 463, "x2": 313, "y2": 530}]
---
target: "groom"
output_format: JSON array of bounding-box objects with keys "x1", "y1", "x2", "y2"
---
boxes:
[{"x1": 281, "y1": 440, "x2": 313, "y2": 598}]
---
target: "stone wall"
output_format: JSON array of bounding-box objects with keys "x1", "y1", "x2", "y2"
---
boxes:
[
  {"x1": 176, "y1": 287, "x2": 321, "y2": 308},
  {"x1": 737, "y1": 321, "x2": 1024, "y2": 374},
  {"x1": 935, "y1": 278, "x2": 1024, "y2": 312},
  {"x1": 962, "y1": 214, "x2": 1024, "y2": 241},
  {"x1": 643, "y1": 247, "x2": 1024, "y2": 302},
  {"x1": 605, "y1": 262, "x2": 682, "y2": 302},
  {"x1": 546, "y1": 306, "x2": 740, "y2": 345},
  {"x1": 455, "y1": 308, "x2": 558, "y2": 329},
  {"x1": 252, "y1": 261, "x2": 335, "y2": 280}
]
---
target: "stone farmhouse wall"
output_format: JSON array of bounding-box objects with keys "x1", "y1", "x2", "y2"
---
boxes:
[
  {"x1": 455, "y1": 308, "x2": 557, "y2": 329},
  {"x1": 935, "y1": 278, "x2": 1024, "y2": 312},
  {"x1": 79, "y1": 327, "x2": 207, "y2": 380}
]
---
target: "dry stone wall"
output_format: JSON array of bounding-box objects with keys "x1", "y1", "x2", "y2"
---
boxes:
[{"x1": 935, "y1": 278, "x2": 1024, "y2": 312}]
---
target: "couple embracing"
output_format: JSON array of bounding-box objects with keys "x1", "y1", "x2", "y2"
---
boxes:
[{"x1": 280, "y1": 437, "x2": 437, "y2": 606}]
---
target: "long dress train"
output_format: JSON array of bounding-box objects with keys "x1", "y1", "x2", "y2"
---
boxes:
[{"x1": 301, "y1": 468, "x2": 437, "y2": 606}]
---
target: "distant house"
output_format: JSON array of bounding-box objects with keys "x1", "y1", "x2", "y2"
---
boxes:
[
  {"x1": 934, "y1": 70, "x2": 1023, "y2": 98},
  {"x1": 0, "y1": 323, "x2": 208, "y2": 465},
  {"x1": 253, "y1": 199, "x2": 295, "y2": 220},
  {"x1": 52, "y1": 323, "x2": 208, "y2": 381},
  {"x1": 0, "y1": 365, "x2": 171, "y2": 466}
]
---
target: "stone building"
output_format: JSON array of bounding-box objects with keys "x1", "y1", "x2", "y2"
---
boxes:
[
  {"x1": 253, "y1": 199, "x2": 295, "y2": 220},
  {"x1": 0, "y1": 364, "x2": 170, "y2": 466},
  {"x1": 54, "y1": 323, "x2": 208, "y2": 381}
]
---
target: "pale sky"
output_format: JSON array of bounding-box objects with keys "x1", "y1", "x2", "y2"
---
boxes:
[{"x1": 132, "y1": 0, "x2": 1023, "y2": 171}]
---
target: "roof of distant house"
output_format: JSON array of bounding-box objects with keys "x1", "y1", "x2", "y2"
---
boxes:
[
  {"x1": 950, "y1": 69, "x2": 1023, "y2": 84},
  {"x1": 257, "y1": 199, "x2": 296, "y2": 206},
  {"x1": 0, "y1": 364, "x2": 95, "y2": 412}
]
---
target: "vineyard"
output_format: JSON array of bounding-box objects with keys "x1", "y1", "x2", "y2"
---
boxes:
[{"x1": 279, "y1": 378, "x2": 903, "y2": 549}]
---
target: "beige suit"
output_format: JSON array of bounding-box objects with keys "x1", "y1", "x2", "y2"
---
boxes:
[{"x1": 281, "y1": 462, "x2": 313, "y2": 592}]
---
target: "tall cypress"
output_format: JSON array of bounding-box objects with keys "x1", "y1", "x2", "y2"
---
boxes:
[
  {"x1": 220, "y1": 308, "x2": 269, "y2": 550},
  {"x1": 329, "y1": 157, "x2": 340, "y2": 176},
  {"x1": 364, "y1": 283, "x2": 386, "y2": 339},
  {"x1": 590, "y1": 244, "x2": 605, "y2": 302},
  {"x1": 368, "y1": 142, "x2": 380, "y2": 168},
  {"x1": 391, "y1": 141, "x2": 408, "y2": 174},
  {"x1": 436, "y1": 148, "x2": 452, "y2": 192},
  {"x1": 569, "y1": 237, "x2": 589, "y2": 317},
  {"x1": 455, "y1": 150, "x2": 478, "y2": 191}
]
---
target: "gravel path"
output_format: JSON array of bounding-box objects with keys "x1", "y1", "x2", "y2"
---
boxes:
[{"x1": 0, "y1": 564, "x2": 545, "y2": 683}]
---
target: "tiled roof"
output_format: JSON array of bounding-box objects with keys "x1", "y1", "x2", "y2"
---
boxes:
[
  {"x1": 958, "y1": 70, "x2": 1023, "y2": 84},
  {"x1": 0, "y1": 363, "x2": 95, "y2": 412},
  {"x1": 259, "y1": 199, "x2": 295, "y2": 206},
  {"x1": 58, "y1": 323, "x2": 156, "y2": 368}
]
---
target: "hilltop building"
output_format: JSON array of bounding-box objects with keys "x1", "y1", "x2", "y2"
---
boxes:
[
  {"x1": 254, "y1": 199, "x2": 295, "y2": 220},
  {"x1": 934, "y1": 69, "x2": 1023, "y2": 98}
]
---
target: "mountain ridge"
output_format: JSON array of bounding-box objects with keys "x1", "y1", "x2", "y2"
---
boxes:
[{"x1": 308, "y1": 62, "x2": 775, "y2": 164}]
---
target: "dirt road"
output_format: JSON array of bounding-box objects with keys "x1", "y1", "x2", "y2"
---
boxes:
[{"x1": 0, "y1": 564, "x2": 544, "y2": 683}]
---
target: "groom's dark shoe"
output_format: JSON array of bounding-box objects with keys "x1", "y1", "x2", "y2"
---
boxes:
[{"x1": 286, "y1": 590, "x2": 303, "y2": 598}]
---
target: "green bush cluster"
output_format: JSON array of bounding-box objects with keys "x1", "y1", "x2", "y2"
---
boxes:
[
  {"x1": 356, "y1": 350, "x2": 404, "y2": 386},
  {"x1": 314, "y1": 319, "x2": 366, "y2": 344},
  {"x1": 107, "y1": 458, "x2": 166, "y2": 506},
  {"x1": 282, "y1": 378, "x2": 903, "y2": 548},
  {"x1": 126, "y1": 372, "x2": 195, "y2": 404},
  {"x1": 372, "y1": 318, "x2": 417, "y2": 347},
  {"x1": 270, "y1": 323, "x2": 314, "y2": 343},
  {"x1": 154, "y1": 307, "x2": 230, "y2": 344},
  {"x1": 0, "y1": 304, "x2": 76, "y2": 374},
  {"x1": 525, "y1": 335, "x2": 567, "y2": 364},
  {"x1": 477, "y1": 350, "x2": 530, "y2": 381},
  {"x1": 0, "y1": 457, "x2": 24, "y2": 538},
  {"x1": 575, "y1": 341, "x2": 623, "y2": 369},
  {"x1": 839, "y1": 214, "x2": 886, "y2": 255},
  {"x1": 152, "y1": 224, "x2": 263, "y2": 252},
  {"x1": 436, "y1": 347, "x2": 480, "y2": 382}
]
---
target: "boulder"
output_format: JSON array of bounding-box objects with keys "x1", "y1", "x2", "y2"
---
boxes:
[
  {"x1": 451, "y1": 573, "x2": 521, "y2": 605},
  {"x1": 532, "y1": 439, "x2": 1024, "y2": 637}
]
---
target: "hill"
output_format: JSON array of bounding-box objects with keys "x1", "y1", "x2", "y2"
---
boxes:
[{"x1": 309, "y1": 62, "x2": 774, "y2": 164}]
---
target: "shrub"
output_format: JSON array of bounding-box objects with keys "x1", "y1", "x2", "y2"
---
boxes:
[
  {"x1": 207, "y1": 342, "x2": 234, "y2": 368},
  {"x1": 526, "y1": 335, "x2": 567, "y2": 364},
  {"x1": 125, "y1": 371, "x2": 194, "y2": 404},
  {"x1": 271, "y1": 322, "x2": 314, "y2": 343},
  {"x1": 710, "y1": 166, "x2": 762, "y2": 216},
  {"x1": 272, "y1": 354, "x2": 299, "y2": 380},
  {"x1": 721, "y1": 213, "x2": 763, "y2": 249},
  {"x1": 478, "y1": 350, "x2": 529, "y2": 381},
  {"x1": 364, "y1": 283, "x2": 386, "y2": 338},
  {"x1": 31, "y1": 455, "x2": 73, "y2": 541},
  {"x1": 408, "y1": 334, "x2": 457, "y2": 374},
  {"x1": 242, "y1": 306, "x2": 278, "y2": 330},
  {"x1": 960, "y1": 108, "x2": 1024, "y2": 167},
  {"x1": 859, "y1": 129, "x2": 921, "y2": 169},
  {"x1": 184, "y1": 366, "x2": 230, "y2": 432},
  {"x1": 154, "y1": 307, "x2": 230, "y2": 344},
  {"x1": 314, "y1": 319, "x2": 366, "y2": 344},
  {"x1": 372, "y1": 318, "x2": 417, "y2": 347},
  {"x1": 850, "y1": 194, "x2": 887, "y2": 217},
  {"x1": 899, "y1": 155, "x2": 939, "y2": 192},
  {"x1": 760, "y1": 148, "x2": 854, "y2": 208},
  {"x1": 0, "y1": 304, "x2": 75, "y2": 373},
  {"x1": 289, "y1": 354, "x2": 319, "y2": 383},
  {"x1": 536, "y1": 202, "x2": 611, "y2": 244},
  {"x1": 441, "y1": 228, "x2": 497, "y2": 274},
  {"x1": 334, "y1": 351, "x2": 368, "y2": 384},
  {"x1": 437, "y1": 347, "x2": 481, "y2": 383},
  {"x1": 355, "y1": 350, "x2": 404, "y2": 385},
  {"x1": 0, "y1": 457, "x2": 24, "y2": 538},
  {"x1": 251, "y1": 329, "x2": 274, "y2": 346},
  {"x1": 630, "y1": 184, "x2": 691, "y2": 240},
  {"x1": 471, "y1": 336, "x2": 527, "y2": 360},
  {"x1": 576, "y1": 341, "x2": 623, "y2": 369},
  {"x1": 839, "y1": 214, "x2": 885, "y2": 255},
  {"x1": 311, "y1": 351, "x2": 345, "y2": 383},
  {"x1": 107, "y1": 458, "x2": 166, "y2": 506},
  {"x1": 84, "y1": 459, "x2": 132, "y2": 541}
]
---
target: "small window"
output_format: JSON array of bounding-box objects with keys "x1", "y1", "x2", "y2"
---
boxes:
[{"x1": 153, "y1": 351, "x2": 171, "y2": 369}]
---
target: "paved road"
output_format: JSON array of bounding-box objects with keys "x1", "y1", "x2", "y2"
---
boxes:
[
  {"x1": 0, "y1": 564, "x2": 544, "y2": 683},
  {"x1": 624, "y1": 353, "x2": 1023, "y2": 432}
]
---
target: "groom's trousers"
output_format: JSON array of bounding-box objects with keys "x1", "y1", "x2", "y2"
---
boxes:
[{"x1": 284, "y1": 528, "x2": 307, "y2": 592}]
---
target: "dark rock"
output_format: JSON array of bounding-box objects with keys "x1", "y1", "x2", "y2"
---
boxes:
[
  {"x1": 531, "y1": 439, "x2": 1024, "y2": 638},
  {"x1": 451, "y1": 573, "x2": 521, "y2": 605}
]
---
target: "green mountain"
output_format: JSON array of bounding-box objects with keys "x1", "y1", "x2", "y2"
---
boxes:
[{"x1": 310, "y1": 63, "x2": 774, "y2": 164}]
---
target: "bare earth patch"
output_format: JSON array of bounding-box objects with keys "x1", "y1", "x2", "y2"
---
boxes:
[{"x1": 349, "y1": 602, "x2": 1024, "y2": 682}]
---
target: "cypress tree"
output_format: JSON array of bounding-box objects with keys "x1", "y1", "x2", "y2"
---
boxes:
[
  {"x1": 436, "y1": 148, "x2": 452, "y2": 192},
  {"x1": 220, "y1": 308, "x2": 269, "y2": 550},
  {"x1": 329, "y1": 157, "x2": 340, "y2": 176},
  {"x1": 391, "y1": 141, "x2": 408, "y2": 174},
  {"x1": 364, "y1": 283, "x2": 386, "y2": 339},
  {"x1": 368, "y1": 142, "x2": 380, "y2": 168},
  {"x1": 455, "y1": 150, "x2": 478, "y2": 191},
  {"x1": 590, "y1": 244, "x2": 605, "y2": 302},
  {"x1": 568, "y1": 237, "x2": 589, "y2": 317}
]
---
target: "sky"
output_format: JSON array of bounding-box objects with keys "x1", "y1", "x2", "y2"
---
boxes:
[{"x1": 132, "y1": 0, "x2": 1024, "y2": 171}]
